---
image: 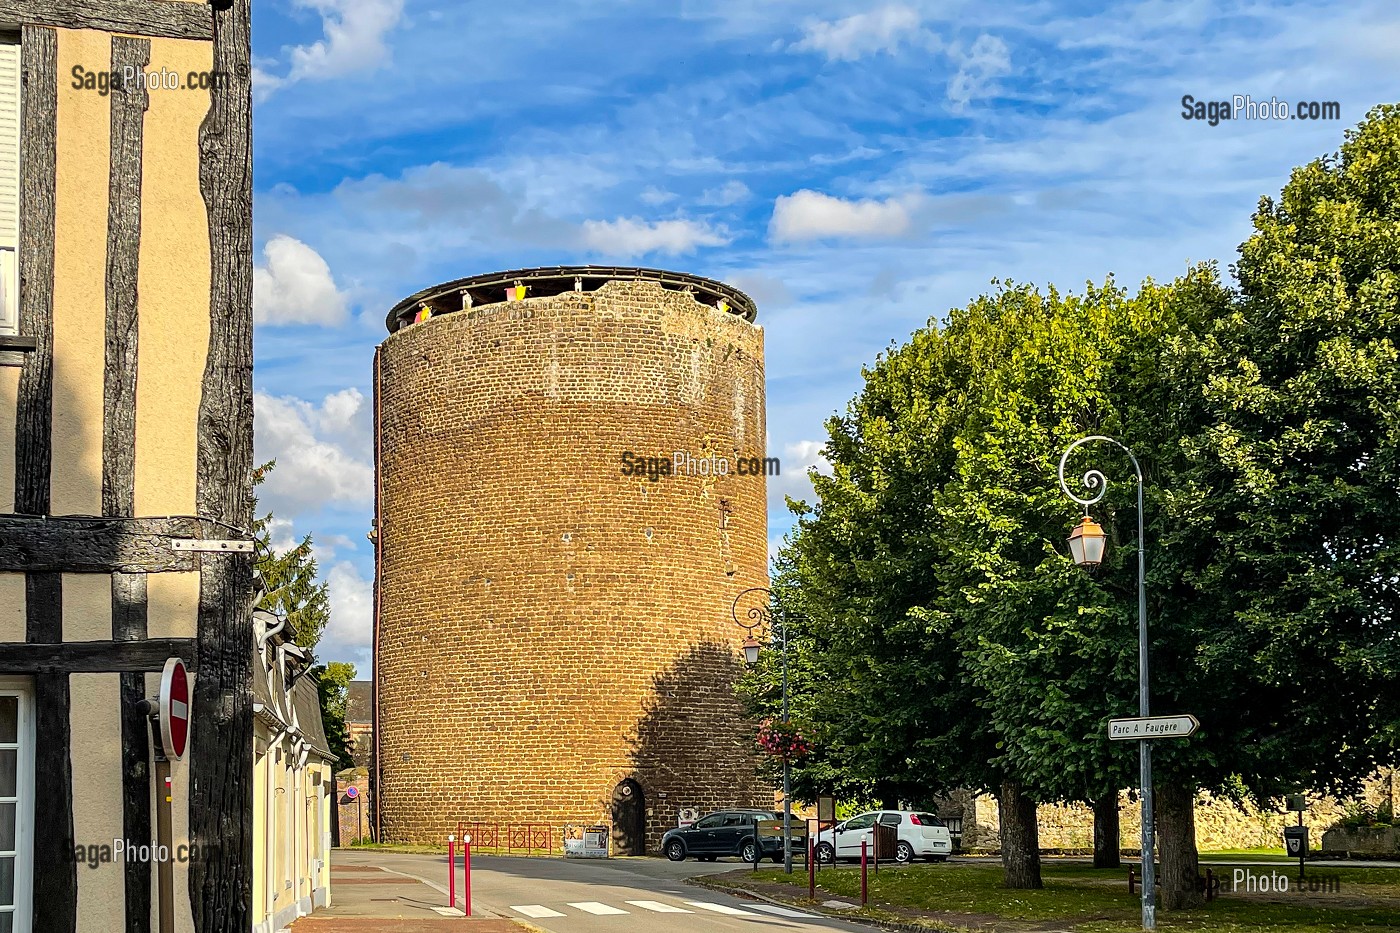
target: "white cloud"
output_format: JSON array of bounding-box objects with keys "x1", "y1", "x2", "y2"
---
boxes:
[
  {"x1": 581, "y1": 217, "x2": 729, "y2": 256},
  {"x1": 792, "y1": 5, "x2": 932, "y2": 61},
  {"x1": 323, "y1": 561, "x2": 374, "y2": 662},
  {"x1": 785, "y1": 440, "x2": 832, "y2": 477},
  {"x1": 769, "y1": 189, "x2": 919, "y2": 242},
  {"x1": 698, "y1": 180, "x2": 751, "y2": 207},
  {"x1": 767, "y1": 438, "x2": 832, "y2": 525},
  {"x1": 639, "y1": 186, "x2": 677, "y2": 206},
  {"x1": 253, "y1": 235, "x2": 349, "y2": 327},
  {"x1": 261, "y1": 0, "x2": 405, "y2": 93},
  {"x1": 947, "y1": 34, "x2": 1011, "y2": 108},
  {"x1": 254, "y1": 388, "x2": 374, "y2": 515}
]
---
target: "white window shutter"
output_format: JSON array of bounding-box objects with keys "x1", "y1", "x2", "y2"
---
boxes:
[
  {"x1": 0, "y1": 38, "x2": 18, "y2": 247},
  {"x1": 0, "y1": 37, "x2": 18, "y2": 334}
]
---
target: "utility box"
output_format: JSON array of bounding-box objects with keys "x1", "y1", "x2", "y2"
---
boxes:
[
  {"x1": 1283, "y1": 825, "x2": 1309, "y2": 858},
  {"x1": 873, "y1": 823, "x2": 898, "y2": 860}
]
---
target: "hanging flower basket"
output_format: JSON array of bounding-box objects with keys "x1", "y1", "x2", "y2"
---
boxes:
[{"x1": 757, "y1": 719, "x2": 812, "y2": 760}]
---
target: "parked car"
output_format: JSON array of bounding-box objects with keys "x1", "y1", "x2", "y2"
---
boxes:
[
  {"x1": 814, "y1": 810, "x2": 953, "y2": 864},
  {"x1": 661, "y1": 809, "x2": 802, "y2": 863}
]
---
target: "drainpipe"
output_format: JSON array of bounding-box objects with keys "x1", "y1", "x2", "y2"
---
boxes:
[{"x1": 372, "y1": 347, "x2": 384, "y2": 841}]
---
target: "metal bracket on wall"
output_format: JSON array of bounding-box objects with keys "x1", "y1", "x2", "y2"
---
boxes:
[{"x1": 169, "y1": 539, "x2": 254, "y2": 553}]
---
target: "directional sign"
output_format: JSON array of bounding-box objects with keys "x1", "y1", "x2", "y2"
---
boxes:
[
  {"x1": 159, "y1": 657, "x2": 190, "y2": 760},
  {"x1": 1108, "y1": 714, "x2": 1199, "y2": 741}
]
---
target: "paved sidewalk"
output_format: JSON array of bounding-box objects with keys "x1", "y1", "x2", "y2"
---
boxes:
[{"x1": 291, "y1": 857, "x2": 524, "y2": 932}]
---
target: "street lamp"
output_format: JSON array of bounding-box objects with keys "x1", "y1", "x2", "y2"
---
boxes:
[
  {"x1": 1058, "y1": 436, "x2": 1156, "y2": 932},
  {"x1": 1067, "y1": 516, "x2": 1107, "y2": 567},
  {"x1": 732, "y1": 587, "x2": 794, "y2": 874}
]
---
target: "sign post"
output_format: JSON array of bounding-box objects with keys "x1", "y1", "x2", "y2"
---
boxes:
[
  {"x1": 1285, "y1": 796, "x2": 1308, "y2": 882},
  {"x1": 139, "y1": 658, "x2": 189, "y2": 933}
]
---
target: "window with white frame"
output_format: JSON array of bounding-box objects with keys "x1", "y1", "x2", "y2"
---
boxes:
[
  {"x1": 0, "y1": 34, "x2": 19, "y2": 337},
  {"x1": 0, "y1": 679, "x2": 34, "y2": 933}
]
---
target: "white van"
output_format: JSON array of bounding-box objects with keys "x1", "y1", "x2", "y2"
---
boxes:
[{"x1": 814, "y1": 810, "x2": 953, "y2": 863}]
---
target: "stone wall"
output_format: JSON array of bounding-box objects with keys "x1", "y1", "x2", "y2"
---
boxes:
[
  {"x1": 1321, "y1": 825, "x2": 1400, "y2": 857},
  {"x1": 375, "y1": 278, "x2": 772, "y2": 852},
  {"x1": 940, "y1": 769, "x2": 1396, "y2": 852}
]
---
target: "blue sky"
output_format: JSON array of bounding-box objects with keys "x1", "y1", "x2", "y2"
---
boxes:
[{"x1": 248, "y1": 0, "x2": 1400, "y2": 674}]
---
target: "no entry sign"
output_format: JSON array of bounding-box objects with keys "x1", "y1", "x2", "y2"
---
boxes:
[{"x1": 159, "y1": 658, "x2": 190, "y2": 760}]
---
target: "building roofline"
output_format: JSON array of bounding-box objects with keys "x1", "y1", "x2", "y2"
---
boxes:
[{"x1": 383, "y1": 265, "x2": 757, "y2": 333}]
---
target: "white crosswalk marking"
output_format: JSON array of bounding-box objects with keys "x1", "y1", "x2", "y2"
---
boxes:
[
  {"x1": 569, "y1": 902, "x2": 631, "y2": 915},
  {"x1": 685, "y1": 901, "x2": 762, "y2": 916},
  {"x1": 511, "y1": 905, "x2": 567, "y2": 918},
  {"x1": 751, "y1": 904, "x2": 820, "y2": 918},
  {"x1": 626, "y1": 900, "x2": 693, "y2": 913}
]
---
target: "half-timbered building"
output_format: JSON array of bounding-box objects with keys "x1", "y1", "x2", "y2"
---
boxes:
[{"x1": 0, "y1": 2, "x2": 253, "y2": 931}]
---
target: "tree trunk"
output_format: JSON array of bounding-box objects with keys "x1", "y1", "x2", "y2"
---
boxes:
[
  {"x1": 1093, "y1": 793, "x2": 1122, "y2": 868},
  {"x1": 998, "y1": 780, "x2": 1042, "y2": 889},
  {"x1": 1156, "y1": 780, "x2": 1203, "y2": 909}
]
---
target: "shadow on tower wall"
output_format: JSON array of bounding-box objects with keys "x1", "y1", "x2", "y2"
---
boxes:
[{"x1": 622, "y1": 640, "x2": 772, "y2": 855}]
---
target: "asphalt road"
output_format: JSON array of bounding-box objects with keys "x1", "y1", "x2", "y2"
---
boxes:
[{"x1": 335, "y1": 850, "x2": 873, "y2": 933}]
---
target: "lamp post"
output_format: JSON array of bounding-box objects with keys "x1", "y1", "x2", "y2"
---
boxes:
[
  {"x1": 1058, "y1": 435, "x2": 1155, "y2": 932},
  {"x1": 732, "y1": 587, "x2": 793, "y2": 874}
]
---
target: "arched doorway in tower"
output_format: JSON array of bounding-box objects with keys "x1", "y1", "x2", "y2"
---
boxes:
[{"x1": 611, "y1": 779, "x2": 646, "y2": 855}]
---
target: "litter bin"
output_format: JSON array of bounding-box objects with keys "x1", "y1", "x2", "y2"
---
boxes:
[{"x1": 1283, "y1": 825, "x2": 1308, "y2": 859}]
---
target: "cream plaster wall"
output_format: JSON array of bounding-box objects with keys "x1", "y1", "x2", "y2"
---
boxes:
[
  {"x1": 252, "y1": 729, "x2": 268, "y2": 922},
  {"x1": 62, "y1": 572, "x2": 111, "y2": 641},
  {"x1": 70, "y1": 673, "x2": 125, "y2": 932},
  {"x1": 146, "y1": 572, "x2": 200, "y2": 641},
  {"x1": 0, "y1": 573, "x2": 22, "y2": 642},
  {"x1": 50, "y1": 29, "x2": 112, "y2": 516},
  {"x1": 133, "y1": 37, "x2": 212, "y2": 519},
  {"x1": 1, "y1": 365, "x2": 16, "y2": 511}
]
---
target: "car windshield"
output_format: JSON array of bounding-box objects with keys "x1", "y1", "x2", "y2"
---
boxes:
[{"x1": 915, "y1": 813, "x2": 945, "y2": 826}]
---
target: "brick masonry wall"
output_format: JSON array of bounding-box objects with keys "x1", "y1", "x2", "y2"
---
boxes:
[
  {"x1": 336, "y1": 767, "x2": 372, "y2": 846},
  {"x1": 376, "y1": 280, "x2": 772, "y2": 851}
]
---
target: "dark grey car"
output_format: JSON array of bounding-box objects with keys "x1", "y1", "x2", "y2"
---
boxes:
[{"x1": 660, "y1": 809, "x2": 783, "y2": 863}]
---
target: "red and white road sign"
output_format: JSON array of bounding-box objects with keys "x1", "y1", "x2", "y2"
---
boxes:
[{"x1": 159, "y1": 657, "x2": 190, "y2": 760}]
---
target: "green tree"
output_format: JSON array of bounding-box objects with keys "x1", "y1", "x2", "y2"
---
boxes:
[
  {"x1": 253, "y1": 461, "x2": 331, "y2": 652},
  {"x1": 1134, "y1": 104, "x2": 1400, "y2": 907},
  {"x1": 757, "y1": 107, "x2": 1399, "y2": 904},
  {"x1": 314, "y1": 661, "x2": 357, "y2": 772},
  {"x1": 762, "y1": 276, "x2": 1207, "y2": 887}
]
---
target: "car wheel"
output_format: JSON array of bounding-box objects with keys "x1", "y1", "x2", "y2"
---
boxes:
[
  {"x1": 894, "y1": 841, "x2": 915, "y2": 863},
  {"x1": 741, "y1": 841, "x2": 759, "y2": 863},
  {"x1": 665, "y1": 840, "x2": 686, "y2": 862},
  {"x1": 815, "y1": 842, "x2": 835, "y2": 864}
]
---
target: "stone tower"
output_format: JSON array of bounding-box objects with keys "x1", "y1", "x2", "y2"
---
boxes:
[{"x1": 373, "y1": 267, "x2": 771, "y2": 852}]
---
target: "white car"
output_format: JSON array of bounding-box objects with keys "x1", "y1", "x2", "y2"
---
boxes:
[{"x1": 814, "y1": 810, "x2": 953, "y2": 864}]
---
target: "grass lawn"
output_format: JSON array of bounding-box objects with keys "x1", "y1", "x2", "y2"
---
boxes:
[
  {"x1": 1201, "y1": 847, "x2": 1291, "y2": 861},
  {"x1": 711, "y1": 860, "x2": 1400, "y2": 932}
]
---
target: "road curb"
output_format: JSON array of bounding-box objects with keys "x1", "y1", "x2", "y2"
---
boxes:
[{"x1": 686, "y1": 876, "x2": 955, "y2": 933}]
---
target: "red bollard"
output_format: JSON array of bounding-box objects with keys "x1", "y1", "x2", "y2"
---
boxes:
[
  {"x1": 447, "y1": 836, "x2": 456, "y2": 910},
  {"x1": 464, "y1": 835, "x2": 472, "y2": 917},
  {"x1": 860, "y1": 840, "x2": 868, "y2": 906}
]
